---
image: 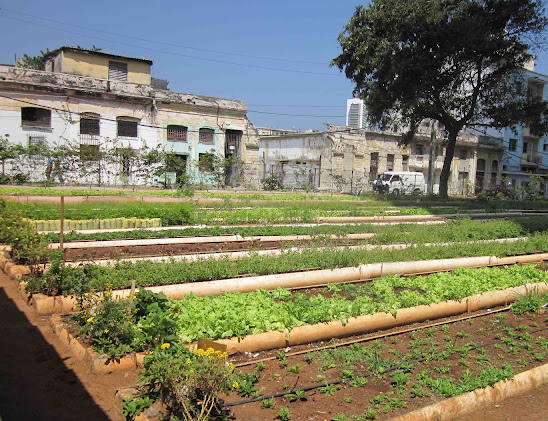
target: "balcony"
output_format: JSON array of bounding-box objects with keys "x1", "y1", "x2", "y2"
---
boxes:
[{"x1": 520, "y1": 153, "x2": 543, "y2": 167}]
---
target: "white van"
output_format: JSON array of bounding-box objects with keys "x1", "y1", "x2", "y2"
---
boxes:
[{"x1": 376, "y1": 171, "x2": 426, "y2": 195}]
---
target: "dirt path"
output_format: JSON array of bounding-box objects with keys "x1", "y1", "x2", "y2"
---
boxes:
[{"x1": 0, "y1": 271, "x2": 138, "y2": 421}]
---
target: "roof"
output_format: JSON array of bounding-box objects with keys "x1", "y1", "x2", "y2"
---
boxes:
[{"x1": 43, "y1": 47, "x2": 153, "y2": 65}]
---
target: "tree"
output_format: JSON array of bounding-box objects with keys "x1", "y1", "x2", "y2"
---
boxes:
[
  {"x1": 16, "y1": 49, "x2": 51, "y2": 70},
  {"x1": 332, "y1": 0, "x2": 548, "y2": 198},
  {"x1": 0, "y1": 136, "x2": 22, "y2": 176}
]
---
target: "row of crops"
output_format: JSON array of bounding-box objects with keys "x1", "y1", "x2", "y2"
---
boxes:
[{"x1": 3, "y1": 193, "x2": 548, "y2": 420}]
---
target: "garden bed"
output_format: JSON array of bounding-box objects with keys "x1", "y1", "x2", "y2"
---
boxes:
[{"x1": 223, "y1": 307, "x2": 548, "y2": 421}]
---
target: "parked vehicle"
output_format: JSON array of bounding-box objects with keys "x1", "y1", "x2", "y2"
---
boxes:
[{"x1": 375, "y1": 171, "x2": 426, "y2": 195}]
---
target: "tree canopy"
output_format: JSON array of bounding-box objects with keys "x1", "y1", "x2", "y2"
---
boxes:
[{"x1": 332, "y1": 0, "x2": 548, "y2": 198}]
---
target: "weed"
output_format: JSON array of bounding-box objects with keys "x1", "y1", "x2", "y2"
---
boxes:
[{"x1": 261, "y1": 398, "x2": 276, "y2": 409}]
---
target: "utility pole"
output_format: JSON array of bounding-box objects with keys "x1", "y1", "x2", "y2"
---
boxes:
[{"x1": 427, "y1": 120, "x2": 436, "y2": 195}]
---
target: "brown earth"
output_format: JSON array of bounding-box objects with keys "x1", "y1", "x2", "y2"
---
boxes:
[
  {"x1": 62, "y1": 238, "x2": 359, "y2": 261},
  {"x1": 0, "y1": 270, "x2": 137, "y2": 421},
  {"x1": 2, "y1": 266, "x2": 548, "y2": 421}
]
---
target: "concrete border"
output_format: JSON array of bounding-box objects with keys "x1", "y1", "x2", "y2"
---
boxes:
[{"x1": 49, "y1": 314, "x2": 145, "y2": 375}]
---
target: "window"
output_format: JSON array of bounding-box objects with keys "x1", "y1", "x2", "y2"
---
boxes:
[
  {"x1": 198, "y1": 153, "x2": 215, "y2": 172},
  {"x1": 509, "y1": 138, "x2": 517, "y2": 152},
  {"x1": 80, "y1": 144, "x2": 100, "y2": 161},
  {"x1": 167, "y1": 125, "x2": 188, "y2": 142},
  {"x1": 387, "y1": 154, "x2": 394, "y2": 171},
  {"x1": 80, "y1": 115, "x2": 100, "y2": 136},
  {"x1": 28, "y1": 134, "x2": 47, "y2": 160},
  {"x1": 370, "y1": 152, "x2": 379, "y2": 167},
  {"x1": 199, "y1": 128, "x2": 214, "y2": 144},
  {"x1": 108, "y1": 61, "x2": 128, "y2": 82},
  {"x1": 225, "y1": 130, "x2": 242, "y2": 154},
  {"x1": 22, "y1": 107, "x2": 51, "y2": 129},
  {"x1": 415, "y1": 144, "x2": 424, "y2": 155},
  {"x1": 459, "y1": 149, "x2": 468, "y2": 160},
  {"x1": 117, "y1": 118, "x2": 138, "y2": 138},
  {"x1": 402, "y1": 155, "x2": 409, "y2": 171}
]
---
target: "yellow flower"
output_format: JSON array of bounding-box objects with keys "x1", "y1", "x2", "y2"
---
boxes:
[
  {"x1": 232, "y1": 382, "x2": 239, "y2": 389},
  {"x1": 86, "y1": 317, "x2": 94, "y2": 323},
  {"x1": 14, "y1": 238, "x2": 18, "y2": 241},
  {"x1": 185, "y1": 359, "x2": 192, "y2": 365},
  {"x1": 103, "y1": 329, "x2": 109, "y2": 333},
  {"x1": 160, "y1": 343, "x2": 171, "y2": 349}
]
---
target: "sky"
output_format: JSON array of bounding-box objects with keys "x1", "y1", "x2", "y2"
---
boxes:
[{"x1": 1, "y1": 1, "x2": 548, "y2": 132}]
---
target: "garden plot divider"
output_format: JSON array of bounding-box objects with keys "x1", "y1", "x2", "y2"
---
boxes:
[{"x1": 24, "y1": 252, "x2": 548, "y2": 316}]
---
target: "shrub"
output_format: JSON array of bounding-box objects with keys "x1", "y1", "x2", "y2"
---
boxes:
[
  {"x1": 139, "y1": 345, "x2": 235, "y2": 421},
  {"x1": 262, "y1": 173, "x2": 283, "y2": 191},
  {"x1": 0, "y1": 199, "x2": 48, "y2": 267}
]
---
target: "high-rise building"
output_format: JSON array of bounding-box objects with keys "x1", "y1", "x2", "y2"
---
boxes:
[{"x1": 346, "y1": 98, "x2": 367, "y2": 128}]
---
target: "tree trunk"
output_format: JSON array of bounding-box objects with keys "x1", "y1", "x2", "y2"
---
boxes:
[{"x1": 439, "y1": 130, "x2": 458, "y2": 199}]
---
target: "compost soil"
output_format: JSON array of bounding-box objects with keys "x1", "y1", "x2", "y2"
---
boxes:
[{"x1": 2, "y1": 268, "x2": 548, "y2": 421}]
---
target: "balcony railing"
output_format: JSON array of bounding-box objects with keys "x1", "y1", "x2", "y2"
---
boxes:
[{"x1": 520, "y1": 153, "x2": 543, "y2": 166}]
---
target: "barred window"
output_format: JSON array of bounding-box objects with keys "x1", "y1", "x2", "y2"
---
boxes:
[
  {"x1": 167, "y1": 125, "x2": 188, "y2": 142},
  {"x1": 117, "y1": 118, "x2": 138, "y2": 138},
  {"x1": 80, "y1": 116, "x2": 100, "y2": 136},
  {"x1": 28, "y1": 134, "x2": 47, "y2": 160},
  {"x1": 22, "y1": 107, "x2": 51, "y2": 129},
  {"x1": 199, "y1": 128, "x2": 214, "y2": 144}
]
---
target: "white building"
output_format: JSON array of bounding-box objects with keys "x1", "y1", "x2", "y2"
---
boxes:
[
  {"x1": 346, "y1": 98, "x2": 368, "y2": 129},
  {"x1": 0, "y1": 47, "x2": 260, "y2": 188}
]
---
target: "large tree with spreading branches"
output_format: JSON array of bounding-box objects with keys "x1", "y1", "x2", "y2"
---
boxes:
[{"x1": 332, "y1": 0, "x2": 548, "y2": 198}]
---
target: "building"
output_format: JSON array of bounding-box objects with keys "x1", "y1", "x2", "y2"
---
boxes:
[
  {"x1": 346, "y1": 99, "x2": 368, "y2": 129},
  {"x1": 0, "y1": 47, "x2": 260, "y2": 188},
  {"x1": 501, "y1": 67, "x2": 548, "y2": 194},
  {"x1": 259, "y1": 123, "x2": 504, "y2": 195}
]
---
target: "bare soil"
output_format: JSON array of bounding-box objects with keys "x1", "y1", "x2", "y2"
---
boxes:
[{"x1": 62, "y1": 238, "x2": 360, "y2": 261}]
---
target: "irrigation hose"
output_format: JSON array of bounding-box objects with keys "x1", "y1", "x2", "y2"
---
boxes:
[
  {"x1": 233, "y1": 306, "x2": 512, "y2": 368},
  {"x1": 223, "y1": 308, "x2": 548, "y2": 408}
]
